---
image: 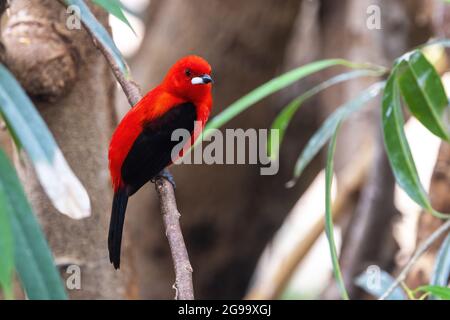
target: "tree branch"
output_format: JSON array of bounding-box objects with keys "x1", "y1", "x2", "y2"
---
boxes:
[
  {"x1": 379, "y1": 219, "x2": 450, "y2": 300},
  {"x1": 83, "y1": 29, "x2": 142, "y2": 106},
  {"x1": 156, "y1": 179, "x2": 194, "y2": 300},
  {"x1": 70, "y1": 2, "x2": 194, "y2": 300}
]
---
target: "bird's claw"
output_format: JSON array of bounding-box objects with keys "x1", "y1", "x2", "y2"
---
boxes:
[{"x1": 154, "y1": 169, "x2": 176, "y2": 189}]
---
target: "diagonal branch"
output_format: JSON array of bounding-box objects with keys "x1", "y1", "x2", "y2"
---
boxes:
[
  {"x1": 63, "y1": 1, "x2": 194, "y2": 300},
  {"x1": 379, "y1": 219, "x2": 450, "y2": 300}
]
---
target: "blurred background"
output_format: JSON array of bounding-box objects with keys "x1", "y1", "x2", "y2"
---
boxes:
[{"x1": 2, "y1": 0, "x2": 450, "y2": 299}]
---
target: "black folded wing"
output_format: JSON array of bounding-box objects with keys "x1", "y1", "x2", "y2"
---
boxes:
[{"x1": 121, "y1": 102, "x2": 196, "y2": 195}]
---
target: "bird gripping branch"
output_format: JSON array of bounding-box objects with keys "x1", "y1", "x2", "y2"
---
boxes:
[{"x1": 108, "y1": 56, "x2": 213, "y2": 269}]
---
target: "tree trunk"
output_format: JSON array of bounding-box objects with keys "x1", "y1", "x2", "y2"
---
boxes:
[{"x1": 2, "y1": 0, "x2": 136, "y2": 299}]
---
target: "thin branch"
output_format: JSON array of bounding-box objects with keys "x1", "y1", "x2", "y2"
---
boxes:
[
  {"x1": 84, "y1": 30, "x2": 142, "y2": 106},
  {"x1": 379, "y1": 219, "x2": 450, "y2": 300},
  {"x1": 71, "y1": 2, "x2": 194, "y2": 300},
  {"x1": 156, "y1": 179, "x2": 194, "y2": 300}
]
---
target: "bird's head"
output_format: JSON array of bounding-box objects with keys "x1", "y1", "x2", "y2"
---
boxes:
[{"x1": 163, "y1": 55, "x2": 213, "y2": 102}]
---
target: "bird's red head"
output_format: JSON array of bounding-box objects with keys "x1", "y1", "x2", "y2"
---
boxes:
[{"x1": 162, "y1": 55, "x2": 213, "y2": 103}]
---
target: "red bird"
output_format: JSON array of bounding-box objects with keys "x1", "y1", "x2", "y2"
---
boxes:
[{"x1": 108, "y1": 56, "x2": 213, "y2": 269}]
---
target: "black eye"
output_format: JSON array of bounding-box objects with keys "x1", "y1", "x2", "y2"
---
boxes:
[{"x1": 185, "y1": 69, "x2": 192, "y2": 77}]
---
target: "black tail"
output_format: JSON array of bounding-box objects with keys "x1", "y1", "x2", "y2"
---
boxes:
[{"x1": 108, "y1": 188, "x2": 129, "y2": 269}]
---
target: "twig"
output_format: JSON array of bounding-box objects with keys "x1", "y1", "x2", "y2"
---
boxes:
[
  {"x1": 70, "y1": 1, "x2": 194, "y2": 300},
  {"x1": 156, "y1": 179, "x2": 194, "y2": 300},
  {"x1": 83, "y1": 27, "x2": 142, "y2": 106},
  {"x1": 379, "y1": 219, "x2": 450, "y2": 300}
]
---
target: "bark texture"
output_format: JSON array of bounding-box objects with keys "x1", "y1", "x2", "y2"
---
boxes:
[{"x1": 2, "y1": 0, "x2": 136, "y2": 299}]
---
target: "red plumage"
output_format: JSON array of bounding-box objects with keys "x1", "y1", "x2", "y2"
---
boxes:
[{"x1": 108, "y1": 56, "x2": 213, "y2": 268}]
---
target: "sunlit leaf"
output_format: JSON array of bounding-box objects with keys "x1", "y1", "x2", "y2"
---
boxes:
[
  {"x1": 289, "y1": 81, "x2": 385, "y2": 186},
  {"x1": 268, "y1": 70, "x2": 381, "y2": 160},
  {"x1": 397, "y1": 51, "x2": 450, "y2": 141},
  {"x1": 0, "y1": 150, "x2": 67, "y2": 300},
  {"x1": 415, "y1": 285, "x2": 450, "y2": 300},
  {"x1": 355, "y1": 269, "x2": 407, "y2": 300},
  {"x1": 0, "y1": 182, "x2": 14, "y2": 300},
  {"x1": 381, "y1": 68, "x2": 449, "y2": 219},
  {"x1": 325, "y1": 122, "x2": 349, "y2": 300},
  {"x1": 63, "y1": 0, "x2": 129, "y2": 77},
  {"x1": 0, "y1": 64, "x2": 91, "y2": 219},
  {"x1": 92, "y1": 0, "x2": 135, "y2": 33}
]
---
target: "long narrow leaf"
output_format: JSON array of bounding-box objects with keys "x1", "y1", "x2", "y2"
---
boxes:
[
  {"x1": 92, "y1": 0, "x2": 135, "y2": 33},
  {"x1": 289, "y1": 81, "x2": 385, "y2": 186},
  {"x1": 0, "y1": 184, "x2": 14, "y2": 300},
  {"x1": 430, "y1": 234, "x2": 450, "y2": 299},
  {"x1": 268, "y1": 69, "x2": 381, "y2": 160},
  {"x1": 0, "y1": 64, "x2": 91, "y2": 219},
  {"x1": 381, "y1": 68, "x2": 449, "y2": 219},
  {"x1": 397, "y1": 51, "x2": 449, "y2": 141},
  {"x1": 0, "y1": 150, "x2": 67, "y2": 300},
  {"x1": 415, "y1": 285, "x2": 450, "y2": 300},
  {"x1": 325, "y1": 122, "x2": 349, "y2": 300},
  {"x1": 63, "y1": 0, "x2": 129, "y2": 77},
  {"x1": 204, "y1": 59, "x2": 385, "y2": 135}
]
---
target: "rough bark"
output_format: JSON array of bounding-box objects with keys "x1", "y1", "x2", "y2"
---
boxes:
[
  {"x1": 126, "y1": 0, "x2": 303, "y2": 299},
  {"x1": 2, "y1": 0, "x2": 136, "y2": 299}
]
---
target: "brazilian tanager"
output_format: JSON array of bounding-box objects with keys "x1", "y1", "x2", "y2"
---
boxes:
[{"x1": 108, "y1": 56, "x2": 213, "y2": 269}]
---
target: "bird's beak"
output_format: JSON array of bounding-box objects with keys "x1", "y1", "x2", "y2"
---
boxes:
[{"x1": 191, "y1": 74, "x2": 213, "y2": 85}]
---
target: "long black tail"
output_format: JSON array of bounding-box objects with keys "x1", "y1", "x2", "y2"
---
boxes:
[{"x1": 108, "y1": 188, "x2": 128, "y2": 269}]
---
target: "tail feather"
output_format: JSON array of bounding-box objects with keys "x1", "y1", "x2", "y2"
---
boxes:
[{"x1": 108, "y1": 188, "x2": 128, "y2": 269}]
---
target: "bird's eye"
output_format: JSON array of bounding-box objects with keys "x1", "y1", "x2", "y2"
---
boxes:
[{"x1": 185, "y1": 69, "x2": 192, "y2": 77}]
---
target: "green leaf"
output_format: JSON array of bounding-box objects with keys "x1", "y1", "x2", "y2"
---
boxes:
[
  {"x1": 325, "y1": 122, "x2": 349, "y2": 300},
  {"x1": 0, "y1": 150, "x2": 67, "y2": 300},
  {"x1": 0, "y1": 64, "x2": 91, "y2": 219},
  {"x1": 63, "y1": 0, "x2": 129, "y2": 77},
  {"x1": 289, "y1": 81, "x2": 385, "y2": 185},
  {"x1": 415, "y1": 285, "x2": 450, "y2": 300},
  {"x1": 381, "y1": 68, "x2": 449, "y2": 219},
  {"x1": 0, "y1": 182, "x2": 14, "y2": 300},
  {"x1": 92, "y1": 0, "x2": 135, "y2": 34},
  {"x1": 397, "y1": 51, "x2": 450, "y2": 141},
  {"x1": 268, "y1": 69, "x2": 381, "y2": 160},
  {"x1": 204, "y1": 59, "x2": 385, "y2": 135},
  {"x1": 430, "y1": 234, "x2": 450, "y2": 299}
]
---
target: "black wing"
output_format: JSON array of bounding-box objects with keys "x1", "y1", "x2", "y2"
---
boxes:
[{"x1": 121, "y1": 102, "x2": 196, "y2": 195}]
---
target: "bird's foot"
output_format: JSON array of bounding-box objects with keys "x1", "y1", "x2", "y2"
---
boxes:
[{"x1": 153, "y1": 169, "x2": 176, "y2": 189}]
